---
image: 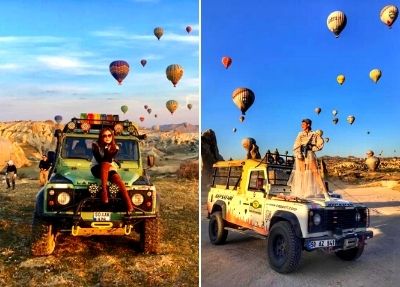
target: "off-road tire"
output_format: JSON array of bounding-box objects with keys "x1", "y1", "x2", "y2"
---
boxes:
[
  {"x1": 209, "y1": 211, "x2": 228, "y2": 245},
  {"x1": 267, "y1": 221, "x2": 302, "y2": 273},
  {"x1": 335, "y1": 244, "x2": 364, "y2": 261},
  {"x1": 31, "y1": 214, "x2": 56, "y2": 256},
  {"x1": 140, "y1": 216, "x2": 160, "y2": 254}
]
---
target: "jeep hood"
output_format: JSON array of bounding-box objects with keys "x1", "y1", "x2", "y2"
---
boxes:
[{"x1": 308, "y1": 198, "x2": 354, "y2": 208}]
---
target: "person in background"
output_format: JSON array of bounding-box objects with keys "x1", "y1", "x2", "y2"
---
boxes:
[
  {"x1": 91, "y1": 127, "x2": 134, "y2": 213},
  {"x1": 39, "y1": 154, "x2": 52, "y2": 186},
  {"x1": 5, "y1": 160, "x2": 17, "y2": 190}
]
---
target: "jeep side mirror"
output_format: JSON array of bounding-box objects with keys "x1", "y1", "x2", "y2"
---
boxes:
[{"x1": 147, "y1": 155, "x2": 155, "y2": 168}]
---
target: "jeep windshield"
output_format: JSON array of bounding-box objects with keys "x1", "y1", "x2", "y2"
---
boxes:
[{"x1": 61, "y1": 137, "x2": 139, "y2": 162}]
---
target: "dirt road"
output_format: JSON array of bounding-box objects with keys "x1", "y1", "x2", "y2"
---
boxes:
[{"x1": 201, "y1": 180, "x2": 400, "y2": 287}]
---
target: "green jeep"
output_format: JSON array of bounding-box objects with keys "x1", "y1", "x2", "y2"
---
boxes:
[{"x1": 31, "y1": 115, "x2": 160, "y2": 256}]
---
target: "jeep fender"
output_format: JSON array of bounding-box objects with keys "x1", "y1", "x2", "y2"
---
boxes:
[
  {"x1": 211, "y1": 200, "x2": 227, "y2": 219},
  {"x1": 34, "y1": 189, "x2": 45, "y2": 216},
  {"x1": 269, "y1": 211, "x2": 303, "y2": 238}
]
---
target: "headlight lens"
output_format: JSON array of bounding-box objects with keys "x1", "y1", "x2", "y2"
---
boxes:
[
  {"x1": 57, "y1": 192, "x2": 71, "y2": 205},
  {"x1": 313, "y1": 213, "x2": 321, "y2": 226},
  {"x1": 131, "y1": 194, "x2": 144, "y2": 206}
]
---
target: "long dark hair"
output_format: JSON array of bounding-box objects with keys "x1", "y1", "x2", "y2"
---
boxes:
[{"x1": 98, "y1": 127, "x2": 117, "y2": 152}]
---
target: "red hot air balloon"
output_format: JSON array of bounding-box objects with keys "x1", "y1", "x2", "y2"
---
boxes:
[
  {"x1": 186, "y1": 26, "x2": 192, "y2": 33},
  {"x1": 140, "y1": 59, "x2": 147, "y2": 67},
  {"x1": 139, "y1": 116, "x2": 145, "y2": 122},
  {"x1": 222, "y1": 56, "x2": 232, "y2": 69},
  {"x1": 109, "y1": 60, "x2": 129, "y2": 85}
]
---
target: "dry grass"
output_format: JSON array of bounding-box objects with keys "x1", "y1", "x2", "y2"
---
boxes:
[
  {"x1": 0, "y1": 178, "x2": 198, "y2": 287},
  {"x1": 176, "y1": 160, "x2": 199, "y2": 180}
]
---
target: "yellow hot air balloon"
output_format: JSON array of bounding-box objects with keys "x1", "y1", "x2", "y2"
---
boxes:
[
  {"x1": 166, "y1": 64, "x2": 184, "y2": 87},
  {"x1": 327, "y1": 11, "x2": 347, "y2": 38},
  {"x1": 380, "y1": 5, "x2": 398, "y2": 28},
  {"x1": 232, "y1": 87, "x2": 255, "y2": 116},
  {"x1": 337, "y1": 74, "x2": 345, "y2": 85},
  {"x1": 154, "y1": 27, "x2": 164, "y2": 40},
  {"x1": 369, "y1": 69, "x2": 382, "y2": 83},
  {"x1": 166, "y1": 100, "x2": 178, "y2": 115},
  {"x1": 347, "y1": 115, "x2": 355, "y2": 125}
]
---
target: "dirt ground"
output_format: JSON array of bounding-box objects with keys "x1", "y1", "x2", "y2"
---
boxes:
[
  {"x1": 201, "y1": 177, "x2": 400, "y2": 287},
  {"x1": 0, "y1": 177, "x2": 199, "y2": 287}
]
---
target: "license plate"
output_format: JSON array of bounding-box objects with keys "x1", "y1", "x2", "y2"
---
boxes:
[
  {"x1": 308, "y1": 239, "x2": 336, "y2": 249},
  {"x1": 93, "y1": 212, "x2": 111, "y2": 221}
]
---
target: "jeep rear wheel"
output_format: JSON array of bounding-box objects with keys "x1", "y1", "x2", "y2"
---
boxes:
[
  {"x1": 31, "y1": 214, "x2": 56, "y2": 256},
  {"x1": 209, "y1": 211, "x2": 228, "y2": 245},
  {"x1": 267, "y1": 221, "x2": 302, "y2": 273},
  {"x1": 335, "y1": 244, "x2": 364, "y2": 261},
  {"x1": 140, "y1": 217, "x2": 160, "y2": 254}
]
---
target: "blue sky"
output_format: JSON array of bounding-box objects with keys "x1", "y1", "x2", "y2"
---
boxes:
[
  {"x1": 201, "y1": 0, "x2": 400, "y2": 158},
  {"x1": 0, "y1": 0, "x2": 199, "y2": 126}
]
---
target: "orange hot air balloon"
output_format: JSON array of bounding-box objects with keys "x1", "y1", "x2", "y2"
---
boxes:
[
  {"x1": 166, "y1": 100, "x2": 178, "y2": 115},
  {"x1": 186, "y1": 26, "x2": 192, "y2": 33},
  {"x1": 154, "y1": 27, "x2": 164, "y2": 40},
  {"x1": 222, "y1": 56, "x2": 232, "y2": 69},
  {"x1": 139, "y1": 116, "x2": 145, "y2": 122},
  {"x1": 232, "y1": 87, "x2": 255, "y2": 115},
  {"x1": 140, "y1": 59, "x2": 147, "y2": 67},
  {"x1": 166, "y1": 64, "x2": 184, "y2": 87},
  {"x1": 109, "y1": 60, "x2": 129, "y2": 85}
]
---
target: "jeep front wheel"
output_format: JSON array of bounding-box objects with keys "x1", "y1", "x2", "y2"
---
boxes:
[
  {"x1": 335, "y1": 244, "x2": 364, "y2": 261},
  {"x1": 140, "y1": 217, "x2": 160, "y2": 254},
  {"x1": 267, "y1": 221, "x2": 302, "y2": 273},
  {"x1": 31, "y1": 214, "x2": 56, "y2": 256},
  {"x1": 209, "y1": 211, "x2": 228, "y2": 245}
]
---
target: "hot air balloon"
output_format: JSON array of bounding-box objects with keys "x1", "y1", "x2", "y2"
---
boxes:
[
  {"x1": 147, "y1": 108, "x2": 152, "y2": 114},
  {"x1": 315, "y1": 107, "x2": 321, "y2": 115},
  {"x1": 367, "y1": 131, "x2": 370, "y2": 135},
  {"x1": 380, "y1": 5, "x2": 398, "y2": 28},
  {"x1": 166, "y1": 100, "x2": 178, "y2": 115},
  {"x1": 166, "y1": 64, "x2": 184, "y2": 87},
  {"x1": 232, "y1": 87, "x2": 255, "y2": 122},
  {"x1": 154, "y1": 27, "x2": 164, "y2": 40},
  {"x1": 325, "y1": 137, "x2": 330, "y2": 143},
  {"x1": 337, "y1": 74, "x2": 345, "y2": 85},
  {"x1": 109, "y1": 61, "x2": 129, "y2": 85},
  {"x1": 315, "y1": 129, "x2": 323, "y2": 137},
  {"x1": 186, "y1": 26, "x2": 192, "y2": 33},
  {"x1": 369, "y1": 69, "x2": 382, "y2": 83},
  {"x1": 233, "y1": 128, "x2": 237, "y2": 133},
  {"x1": 332, "y1": 109, "x2": 338, "y2": 116},
  {"x1": 187, "y1": 103, "x2": 192, "y2": 110},
  {"x1": 347, "y1": 115, "x2": 355, "y2": 125},
  {"x1": 140, "y1": 59, "x2": 147, "y2": 67},
  {"x1": 222, "y1": 56, "x2": 232, "y2": 69},
  {"x1": 139, "y1": 116, "x2": 145, "y2": 122},
  {"x1": 144, "y1": 105, "x2": 148, "y2": 110},
  {"x1": 239, "y1": 115, "x2": 245, "y2": 122},
  {"x1": 154, "y1": 114, "x2": 158, "y2": 118},
  {"x1": 333, "y1": 118, "x2": 339, "y2": 125},
  {"x1": 54, "y1": 115, "x2": 63, "y2": 124},
  {"x1": 327, "y1": 11, "x2": 347, "y2": 37},
  {"x1": 121, "y1": 105, "x2": 128, "y2": 114},
  {"x1": 241, "y1": 138, "x2": 256, "y2": 151}
]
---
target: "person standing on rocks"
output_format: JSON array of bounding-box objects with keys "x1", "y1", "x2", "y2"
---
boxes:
[
  {"x1": 288, "y1": 118, "x2": 326, "y2": 198},
  {"x1": 39, "y1": 154, "x2": 51, "y2": 186},
  {"x1": 4, "y1": 160, "x2": 17, "y2": 190}
]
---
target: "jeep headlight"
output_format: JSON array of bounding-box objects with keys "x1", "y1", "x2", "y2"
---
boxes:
[
  {"x1": 131, "y1": 194, "x2": 144, "y2": 206},
  {"x1": 57, "y1": 192, "x2": 71, "y2": 205},
  {"x1": 355, "y1": 212, "x2": 361, "y2": 222},
  {"x1": 313, "y1": 213, "x2": 321, "y2": 226}
]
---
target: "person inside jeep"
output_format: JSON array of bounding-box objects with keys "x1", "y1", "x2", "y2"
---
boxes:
[
  {"x1": 288, "y1": 118, "x2": 326, "y2": 198},
  {"x1": 90, "y1": 127, "x2": 134, "y2": 213}
]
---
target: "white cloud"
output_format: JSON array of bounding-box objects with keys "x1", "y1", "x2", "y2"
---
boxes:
[
  {"x1": 0, "y1": 63, "x2": 20, "y2": 70},
  {"x1": 0, "y1": 36, "x2": 66, "y2": 44},
  {"x1": 36, "y1": 55, "x2": 104, "y2": 75}
]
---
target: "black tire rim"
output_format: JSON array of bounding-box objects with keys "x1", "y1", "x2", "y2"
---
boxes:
[{"x1": 273, "y1": 234, "x2": 287, "y2": 264}]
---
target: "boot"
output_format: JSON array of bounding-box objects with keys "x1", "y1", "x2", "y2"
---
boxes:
[
  {"x1": 110, "y1": 173, "x2": 134, "y2": 213},
  {"x1": 100, "y1": 162, "x2": 112, "y2": 204}
]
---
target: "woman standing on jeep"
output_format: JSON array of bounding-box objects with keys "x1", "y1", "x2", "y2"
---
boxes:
[
  {"x1": 288, "y1": 118, "x2": 326, "y2": 198},
  {"x1": 91, "y1": 127, "x2": 134, "y2": 213}
]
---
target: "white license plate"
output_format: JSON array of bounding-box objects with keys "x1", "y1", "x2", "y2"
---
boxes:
[
  {"x1": 93, "y1": 212, "x2": 111, "y2": 221},
  {"x1": 309, "y1": 239, "x2": 336, "y2": 249}
]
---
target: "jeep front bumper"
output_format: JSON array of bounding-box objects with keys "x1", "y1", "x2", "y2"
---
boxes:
[{"x1": 304, "y1": 230, "x2": 373, "y2": 251}]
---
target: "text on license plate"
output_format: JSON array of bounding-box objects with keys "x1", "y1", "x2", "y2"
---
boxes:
[
  {"x1": 93, "y1": 212, "x2": 111, "y2": 221},
  {"x1": 308, "y1": 239, "x2": 336, "y2": 249}
]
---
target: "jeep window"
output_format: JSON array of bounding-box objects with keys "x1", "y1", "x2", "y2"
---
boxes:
[
  {"x1": 212, "y1": 166, "x2": 242, "y2": 190},
  {"x1": 248, "y1": 170, "x2": 266, "y2": 191},
  {"x1": 267, "y1": 166, "x2": 292, "y2": 185},
  {"x1": 62, "y1": 138, "x2": 139, "y2": 161}
]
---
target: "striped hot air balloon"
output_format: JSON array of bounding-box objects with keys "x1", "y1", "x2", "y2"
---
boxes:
[
  {"x1": 109, "y1": 60, "x2": 129, "y2": 85},
  {"x1": 380, "y1": 5, "x2": 398, "y2": 28},
  {"x1": 232, "y1": 87, "x2": 255, "y2": 117},
  {"x1": 327, "y1": 11, "x2": 347, "y2": 38},
  {"x1": 166, "y1": 64, "x2": 184, "y2": 87}
]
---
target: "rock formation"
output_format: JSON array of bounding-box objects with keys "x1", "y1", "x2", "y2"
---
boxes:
[{"x1": 201, "y1": 129, "x2": 223, "y2": 189}]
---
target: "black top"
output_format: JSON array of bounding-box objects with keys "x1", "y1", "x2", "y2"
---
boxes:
[
  {"x1": 39, "y1": 160, "x2": 52, "y2": 170},
  {"x1": 6, "y1": 165, "x2": 17, "y2": 173},
  {"x1": 92, "y1": 142, "x2": 119, "y2": 164}
]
